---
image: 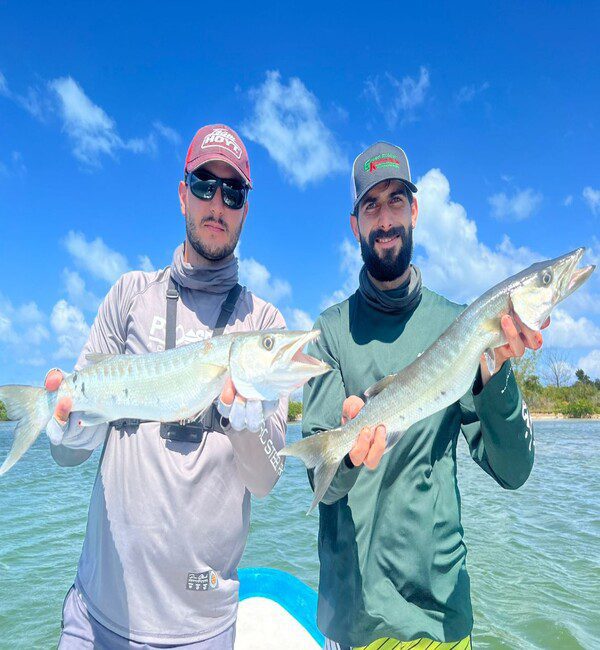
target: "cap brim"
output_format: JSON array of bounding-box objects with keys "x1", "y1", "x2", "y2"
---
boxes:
[
  {"x1": 353, "y1": 178, "x2": 417, "y2": 213},
  {"x1": 187, "y1": 156, "x2": 252, "y2": 188}
]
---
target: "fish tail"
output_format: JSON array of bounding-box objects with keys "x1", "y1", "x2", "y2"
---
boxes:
[
  {"x1": 280, "y1": 428, "x2": 345, "y2": 514},
  {"x1": 0, "y1": 385, "x2": 53, "y2": 475}
]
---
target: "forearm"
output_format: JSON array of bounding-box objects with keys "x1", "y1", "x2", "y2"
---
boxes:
[
  {"x1": 227, "y1": 399, "x2": 287, "y2": 498},
  {"x1": 471, "y1": 362, "x2": 534, "y2": 488}
]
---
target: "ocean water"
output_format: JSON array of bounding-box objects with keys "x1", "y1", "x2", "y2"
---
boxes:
[{"x1": 0, "y1": 421, "x2": 598, "y2": 649}]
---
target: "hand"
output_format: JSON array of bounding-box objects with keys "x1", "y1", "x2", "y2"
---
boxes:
[
  {"x1": 44, "y1": 368, "x2": 73, "y2": 445},
  {"x1": 217, "y1": 378, "x2": 278, "y2": 433},
  {"x1": 490, "y1": 314, "x2": 550, "y2": 370},
  {"x1": 342, "y1": 395, "x2": 387, "y2": 470},
  {"x1": 45, "y1": 368, "x2": 72, "y2": 425}
]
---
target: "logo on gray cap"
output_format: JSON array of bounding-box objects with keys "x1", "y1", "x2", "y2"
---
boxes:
[{"x1": 351, "y1": 141, "x2": 418, "y2": 213}]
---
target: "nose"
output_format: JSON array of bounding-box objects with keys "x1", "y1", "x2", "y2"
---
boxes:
[
  {"x1": 208, "y1": 190, "x2": 225, "y2": 217},
  {"x1": 376, "y1": 204, "x2": 394, "y2": 230}
]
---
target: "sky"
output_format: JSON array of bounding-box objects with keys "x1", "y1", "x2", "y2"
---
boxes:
[{"x1": 1, "y1": 1, "x2": 599, "y2": 385}]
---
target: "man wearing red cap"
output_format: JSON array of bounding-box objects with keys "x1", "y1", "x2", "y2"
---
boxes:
[{"x1": 44, "y1": 125, "x2": 287, "y2": 648}]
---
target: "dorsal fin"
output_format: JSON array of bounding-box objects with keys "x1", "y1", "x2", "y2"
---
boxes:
[
  {"x1": 364, "y1": 374, "x2": 396, "y2": 400},
  {"x1": 85, "y1": 353, "x2": 118, "y2": 364}
]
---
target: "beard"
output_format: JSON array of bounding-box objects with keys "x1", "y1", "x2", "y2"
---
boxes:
[
  {"x1": 185, "y1": 213, "x2": 242, "y2": 261},
  {"x1": 359, "y1": 224, "x2": 413, "y2": 282}
]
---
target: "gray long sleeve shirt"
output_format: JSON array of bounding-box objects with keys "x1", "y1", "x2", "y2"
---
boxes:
[{"x1": 51, "y1": 258, "x2": 287, "y2": 644}]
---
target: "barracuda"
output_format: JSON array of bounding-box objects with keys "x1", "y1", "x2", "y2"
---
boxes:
[
  {"x1": 0, "y1": 329, "x2": 330, "y2": 475},
  {"x1": 280, "y1": 248, "x2": 595, "y2": 513}
]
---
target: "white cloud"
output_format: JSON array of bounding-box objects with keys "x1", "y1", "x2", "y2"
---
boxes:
[
  {"x1": 241, "y1": 70, "x2": 347, "y2": 188},
  {"x1": 455, "y1": 82, "x2": 490, "y2": 104},
  {"x1": 488, "y1": 188, "x2": 543, "y2": 221},
  {"x1": 578, "y1": 349, "x2": 600, "y2": 379},
  {"x1": 414, "y1": 168, "x2": 540, "y2": 304},
  {"x1": 0, "y1": 296, "x2": 47, "y2": 345},
  {"x1": 62, "y1": 269, "x2": 102, "y2": 312},
  {"x1": 50, "y1": 300, "x2": 90, "y2": 360},
  {"x1": 138, "y1": 255, "x2": 155, "y2": 273},
  {"x1": 583, "y1": 186, "x2": 600, "y2": 215},
  {"x1": 563, "y1": 195, "x2": 573, "y2": 206},
  {"x1": 287, "y1": 308, "x2": 315, "y2": 331},
  {"x1": 64, "y1": 230, "x2": 129, "y2": 283},
  {"x1": 544, "y1": 308, "x2": 600, "y2": 349},
  {"x1": 153, "y1": 121, "x2": 181, "y2": 144},
  {"x1": 0, "y1": 70, "x2": 44, "y2": 119},
  {"x1": 239, "y1": 256, "x2": 291, "y2": 305},
  {"x1": 364, "y1": 67, "x2": 430, "y2": 128},
  {"x1": 48, "y1": 77, "x2": 178, "y2": 167},
  {"x1": 321, "y1": 238, "x2": 363, "y2": 309}
]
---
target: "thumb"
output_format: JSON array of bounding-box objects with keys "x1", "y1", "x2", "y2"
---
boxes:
[
  {"x1": 54, "y1": 397, "x2": 72, "y2": 426},
  {"x1": 220, "y1": 377, "x2": 236, "y2": 407}
]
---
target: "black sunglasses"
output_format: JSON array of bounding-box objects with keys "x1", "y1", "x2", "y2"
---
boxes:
[{"x1": 185, "y1": 169, "x2": 249, "y2": 210}]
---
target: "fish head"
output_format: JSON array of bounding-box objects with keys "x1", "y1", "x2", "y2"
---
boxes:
[
  {"x1": 228, "y1": 329, "x2": 330, "y2": 401},
  {"x1": 509, "y1": 248, "x2": 595, "y2": 330}
]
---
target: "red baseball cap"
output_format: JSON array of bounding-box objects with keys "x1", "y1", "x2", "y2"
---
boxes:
[{"x1": 184, "y1": 124, "x2": 252, "y2": 188}]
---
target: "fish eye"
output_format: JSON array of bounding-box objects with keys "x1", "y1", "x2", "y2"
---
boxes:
[
  {"x1": 542, "y1": 270, "x2": 553, "y2": 286},
  {"x1": 262, "y1": 335, "x2": 274, "y2": 351}
]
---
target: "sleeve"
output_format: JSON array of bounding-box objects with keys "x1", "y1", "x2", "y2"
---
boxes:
[
  {"x1": 226, "y1": 304, "x2": 288, "y2": 498},
  {"x1": 301, "y1": 312, "x2": 361, "y2": 505},
  {"x1": 459, "y1": 360, "x2": 534, "y2": 489},
  {"x1": 50, "y1": 276, "x2": 131, "y2": 467}
]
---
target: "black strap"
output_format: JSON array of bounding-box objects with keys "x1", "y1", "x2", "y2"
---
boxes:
[
  {"x1": 213, "y1": 283, "x2": 243, "y2": 336},
  {"x1": 165, "y1": 275, "x2": 179, "y2": 351}
]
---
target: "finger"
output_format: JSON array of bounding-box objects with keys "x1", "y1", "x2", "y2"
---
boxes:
[
  {"x1": 342, "y1": 396, "x2": 365, "y2": 423},
  {"x1": 229, "y1": 397, "x2": 247, "y2": 431},
  {"x1": 45, "y1": 368, "x2": 64, "y2": 392},
  {"x1": 245, "y1": 400, "x2": 263, "y2": 433},
  {"x1": 219, "y1": 377, "x2": 236, "y2": 407},
  {"x1": 349, "y1": 427, "x2": 373, "y2": 466},
  {"x1": 501, "y1": 315, "x2": 525, "y2": 358},
  {"x1": 364, "y1": 425, "x2": 387, "y2": 470},
  {"x1": 54, "y1": 397, "x2": 73, "y2": 425}
]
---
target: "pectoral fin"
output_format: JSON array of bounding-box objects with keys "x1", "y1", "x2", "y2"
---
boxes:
[
  {"x1": 364, "y1": 374, "x2": 396, "y2": 400},
  {"x1": 484, "y1": 348, "x2": 496, "y2": 375}
]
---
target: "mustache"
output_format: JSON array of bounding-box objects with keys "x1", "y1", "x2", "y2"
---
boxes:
[
  {"x1": 201, "y1": 215, "x2": 229, "y2": 232},
  {"x1": 367, "y1": 225, "x2": 406, "y2": 248}
]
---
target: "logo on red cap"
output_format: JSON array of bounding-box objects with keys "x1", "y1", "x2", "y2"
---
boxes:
[{"x1": 201, "y1": 128, "x2": 242, "y2": 160}]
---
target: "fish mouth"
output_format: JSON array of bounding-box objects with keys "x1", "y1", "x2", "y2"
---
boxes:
[
  {"x1": 555, "y1": 248, "x2": 595, "y2": 300},
  {"x1": 276, "y1": 330, "x2": 330, "y2": 378}
]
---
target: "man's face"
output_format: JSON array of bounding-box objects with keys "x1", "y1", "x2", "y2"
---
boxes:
[
  {"x1": 178, "y1": 160, "x2": 249, "y2": 261},
  {"x1": 351, "y1": 179, "x2": 418, "y2": 282}
]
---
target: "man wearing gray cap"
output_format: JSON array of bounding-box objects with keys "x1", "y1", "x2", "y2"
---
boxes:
[{"x1": 302, "y1": 142, "x2": 544, "y2": 649}]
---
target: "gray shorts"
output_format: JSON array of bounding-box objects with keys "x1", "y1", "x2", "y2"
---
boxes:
[{"x1": 59, "y1": 586, "x2": 236, "y2": 649}]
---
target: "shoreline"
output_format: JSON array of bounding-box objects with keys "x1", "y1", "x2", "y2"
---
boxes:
[{"x1": 531, "y1": 413, "x2": 600, "y2": 420}]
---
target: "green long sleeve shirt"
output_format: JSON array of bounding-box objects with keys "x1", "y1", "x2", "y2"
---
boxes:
[{"x1": 302, "y1": 286, "x2": 534, "y2": 647}]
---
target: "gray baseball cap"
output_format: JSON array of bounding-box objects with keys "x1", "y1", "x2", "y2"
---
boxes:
[{"x1": 351, "y1": 141, "x2": 418, "y2": 214}]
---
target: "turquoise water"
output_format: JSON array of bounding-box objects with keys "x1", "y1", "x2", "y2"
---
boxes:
[{"x1": 0, "y1": 421, "x2": 599, "y2": 649}]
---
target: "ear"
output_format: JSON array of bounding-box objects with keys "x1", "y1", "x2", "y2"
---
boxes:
[
  {"x1": 350, "y1": 213, "x2": 360, "y2": 243},
  {"x1": 178, "y1": 181, "x2": 187, "y2": 216},
  {"x1": 411, "y1": 196, "x2": 419, "y2": 229}
]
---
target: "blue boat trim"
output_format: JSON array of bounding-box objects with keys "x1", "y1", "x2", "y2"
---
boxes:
[{"x1": 239, "y1": 567, "x2": 324, "y2": 645}]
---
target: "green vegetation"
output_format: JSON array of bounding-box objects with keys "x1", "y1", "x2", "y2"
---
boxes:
[
  {"x1": 0, "y1": 401, "x2": 6, "y2": 421},
  {"x1": 288, "y1": 401, "x2": 302, "y2": 422},
  {"x1": 513, "y1": 352, "x2": 600, "y2": 417}
]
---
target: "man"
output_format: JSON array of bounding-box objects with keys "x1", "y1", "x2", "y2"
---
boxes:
[
  {"x1": 45, "y1": 124, "x2": 287, "y2": 648},
  {"x1": 302, "y1": 142, "x2": 544, "y2": 649}
]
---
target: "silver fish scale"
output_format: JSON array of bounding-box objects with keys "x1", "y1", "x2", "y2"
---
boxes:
[
  {"x1": 56, "y1": 336, "x2": 234, "y2": 424},
  {"x1": 332, "y1": 290, "x2": 510, "y2": 456}
]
